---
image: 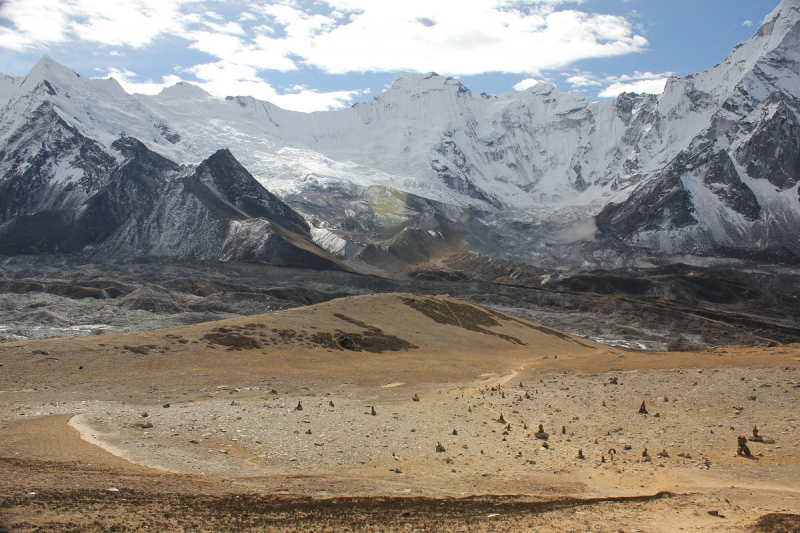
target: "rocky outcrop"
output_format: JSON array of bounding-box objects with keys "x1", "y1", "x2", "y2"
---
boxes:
[{"x1": 0, "y1": 107, "x2": 346, "y2": 270}]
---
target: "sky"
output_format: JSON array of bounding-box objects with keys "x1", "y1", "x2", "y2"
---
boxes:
[{"x1": 0, "y1": 0, "x2": 782, "y2": 112}]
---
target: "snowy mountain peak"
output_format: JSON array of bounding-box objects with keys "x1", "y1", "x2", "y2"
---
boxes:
[
  {"x1": 28, "y1": 54, "x2": 73, "y2": 77},
  {"x1": 156, "y1": 81, "x2": 211, "y2": 100},
  {"x1": 22, "y1": 54, "x2": 83, "y2": 90},
  {"x1": 660, "y1": 0, "x2": 800, "y2": 110},
  {"x1": 14, "y1": 54, "x2": 128, "y2": 102},
  {"x1": 754, "y1": 0, "x2": 800, "y2": 50},
  {"x1": 765, "y1": 0, "x2": 800, "y2": 24},
  {"x1": 388, "y1": 72, "x2": 470, "y2": 97},
  {"x1": 520, "y1": 81, "x2": 560, "y2": 97}
]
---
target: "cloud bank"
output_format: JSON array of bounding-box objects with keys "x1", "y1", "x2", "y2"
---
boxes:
[{"x1": 0, "y1": 0, "x2": 653, "y2": 110}]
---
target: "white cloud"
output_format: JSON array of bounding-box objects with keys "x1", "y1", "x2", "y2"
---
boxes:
[
  {"x1": 0, "y1": 0, "x2": 202, "y2": 50},
  {"x1": 69, "y1": 1, "x2": 197, "y2": 48},
  {"x1": 598, "y1": 77, "x2": 669, "y2": 98},
  {"x1": 743, "y1": 20, "x2": 754, "y2": 27},
  {"x1": 565, "y1": 74, "x2": 601, "y2": 87},
  {"x1": 561, "y1": 70, "x2": 673, "y2": 97},
  {"x1": 255, "y1": 1, "x2": 648, "y2": 76},
  {"x1": 200, "y1": 19, "x2": 246, "y2": 36},
  {"x1": 513, "y1": 78, "x2": 544, "y2": 90},
  {"x1": 0, "y1": 0, "x2": 72, "y2": 50},
  {"x1": 1, "y1": 0, "x2": 648, "y2": 76},
  {"x1": 1, "y1": 0, "x2": 655, "y2": 111},
  {"x1": 102, "y1": 67, "x2": 366, "y2": 112},
  {"x1": 104, "y1": 68, "x2": 181, "y2": 93},
  {"x1": 187, "y1": 32, "x2": 245, "y2": 58},
  {"x1": 614, "y1": 71, "x2": 671, "y2": 83}
]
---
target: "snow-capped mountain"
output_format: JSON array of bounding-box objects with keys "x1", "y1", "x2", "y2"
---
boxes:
[
  {"x1": 597, "y1": 0, "x2": 800, "y2": 260},
  {"x1": 0, "y1": 105, "x2": 345, "y2": 269},
  {"x1": 1, "y1": 0, "x2": 799, "y2": 269}
]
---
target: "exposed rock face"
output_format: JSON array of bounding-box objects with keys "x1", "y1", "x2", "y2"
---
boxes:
[
  {"x1": 597, "y1": 2, "x2": 800, "y2": 260},
  {"x1": 0, "y1": 105, "x2": 344, "y2": 269},
  {"x1": 736, "y1": 95, "x2": 800, "y2": 191},
  {"x1": 0, "y1": 103, "x2": 118, "y2": 254},
  {"x1": 191, "y1": 148, "x2": 309, "y2": 238}
]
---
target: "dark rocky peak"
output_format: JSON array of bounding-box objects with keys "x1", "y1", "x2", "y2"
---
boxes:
[
  {"x1": 736, "y1": 91, "x2": 800, "y2": 190},
  {"x1": 615, "y1": 92, "x2": 657, "y2": 119},
  {"x1": 702, "y1": 149, "x2": 762, "y2": 221},
  {"x1": 0, "y1": 101, "x2": 114, "y2": 197},
  {"x1": 596, "y1": 167, "x2": 697, "y2": 241},
  {"x1": 111, "y1": 136, "x2": 180, "y2": 174},
  {"x1": 191, "y1": 148, "x2": 310, "y2": 236},
  {"x1": 104, "y1": 136, "x2": 181, "y2": 198}
]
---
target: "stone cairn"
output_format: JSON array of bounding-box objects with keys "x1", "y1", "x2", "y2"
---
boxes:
[{"x1": 737, "y1": 436, "x2": 751, "y2": 457}]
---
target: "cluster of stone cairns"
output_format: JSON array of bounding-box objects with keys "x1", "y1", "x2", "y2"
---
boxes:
[
  {"x1": 410, "y1": 388, "x2": 777, "y2": 466},
  {"x1": 738, "y1": 425, "x2": 770, "y2": 456},
  {"x1": 282, "y1": 386, "x2": 777, "y2": 470}
]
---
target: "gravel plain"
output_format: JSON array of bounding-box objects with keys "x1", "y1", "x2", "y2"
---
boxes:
[{"x1": 1, "y1": 293, "x2": 799, "y2": 531}]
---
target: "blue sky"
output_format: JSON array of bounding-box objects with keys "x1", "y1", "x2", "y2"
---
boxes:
[{"x1": 0, "y1": 0, "x2": 780, "y2": 112}]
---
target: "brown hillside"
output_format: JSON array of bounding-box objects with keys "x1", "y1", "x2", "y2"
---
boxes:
[
  {"x1": 0, "y1": 293, "x2": 610, "y2": 398},
  {"x1": 1, "y1": 293, "x2": 799, "y2": 532}
]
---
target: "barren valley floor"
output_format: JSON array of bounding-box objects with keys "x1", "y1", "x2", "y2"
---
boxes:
[{"x1": 1, "y1": 294, "x2": 799, "y2": 532}]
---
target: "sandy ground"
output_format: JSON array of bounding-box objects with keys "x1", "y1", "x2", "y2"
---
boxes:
[{"x1": 1, "y1": 293, "x2": 799, "y2": 532}]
